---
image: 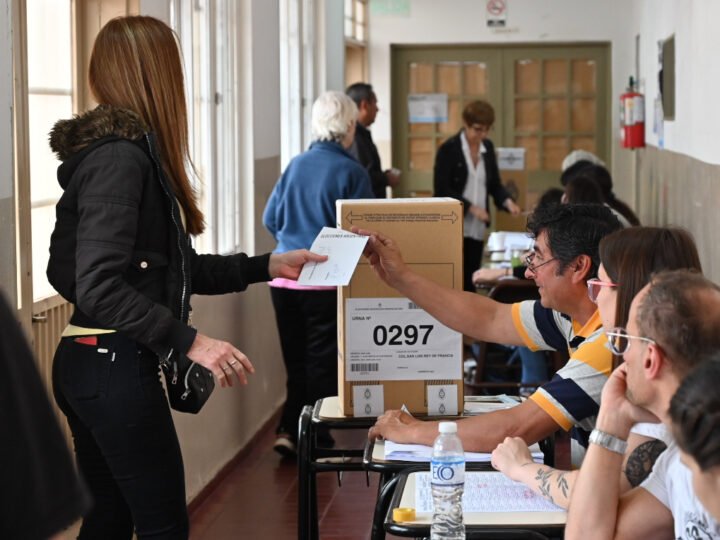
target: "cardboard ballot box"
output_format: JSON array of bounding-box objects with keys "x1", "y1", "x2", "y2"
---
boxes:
[{"x1": 336, "y1": 198, "x2": 463, "y2": 417}]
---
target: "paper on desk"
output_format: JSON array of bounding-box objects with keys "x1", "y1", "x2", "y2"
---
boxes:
[
  {"x1": 297, "y1": 227, "x2": 369, "y2": 286},
  {"x1": 414, "y1": 471, "x2": 564, "y2": 513},
  {"x1": 384, "y1": 441, "x2": 543, "y2": 463}
]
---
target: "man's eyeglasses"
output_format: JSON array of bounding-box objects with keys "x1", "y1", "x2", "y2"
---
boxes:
[
  {"x1": 587, "y1": 278, "x2": 618, "y2": 304},
  {"x1": 524, "y1": 252, "x2": 557, "y2": 273},
  {"x1": 605, "y1": 327, "x2": 656, "y2": 355}
]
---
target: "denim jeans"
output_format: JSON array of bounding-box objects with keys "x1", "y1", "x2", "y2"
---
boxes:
[{"x1": 52, "y1": 333, "x2": 188, "y2": 539}]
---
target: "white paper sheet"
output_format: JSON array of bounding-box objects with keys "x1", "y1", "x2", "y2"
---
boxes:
[
  {"x1": 414, "y1": 471, "x2": 564, "y2": 513},
  {"x1": 297, "y1": 227, "x2": 369, "y2": 286},
  {"x1": 384, "y1": 441, "x2": 543, "y2": 463}
]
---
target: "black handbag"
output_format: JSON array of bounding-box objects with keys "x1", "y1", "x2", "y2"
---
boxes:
[{"x1": 161, "y1": 351, "x2": 215, "y2": 414}]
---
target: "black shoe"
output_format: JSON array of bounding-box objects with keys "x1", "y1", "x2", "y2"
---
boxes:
[{"x1": 273, "y1": 433, "x2": 297, "y2": 458}]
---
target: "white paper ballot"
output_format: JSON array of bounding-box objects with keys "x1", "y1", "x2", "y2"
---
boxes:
[
  {"x1": 383, "y1": 441, "x2": 544, "y2": 464},
  {"x1": 297, "y1": 227, "x2": 369, "y2": 286}
]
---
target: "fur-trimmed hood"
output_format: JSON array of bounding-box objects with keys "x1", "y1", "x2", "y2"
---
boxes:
[{"x1": 49, "y1": 105, "x2": 148, "y2": 162}]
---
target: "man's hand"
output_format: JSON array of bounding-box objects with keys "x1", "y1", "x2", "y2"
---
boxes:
[
  {"x1": 268, "y1": 249, "x2": 328, "y2": 280},
  {"x1": 491, "y1": 436, "x2": 535, "y2": 481},
  {"x1": 351, "y1": 228, "x2": 409, "y2": 289},
  {"x1": 368, "y1": 409, "x2": 420, "y2": 443},
  {"x1": 597, "y1": 363, "x2": 659, "y2": 438}
]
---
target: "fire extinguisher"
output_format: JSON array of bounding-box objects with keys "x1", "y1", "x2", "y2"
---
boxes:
[{"x1": 620, "y1": 76, "x2": 645, "y2": 149}]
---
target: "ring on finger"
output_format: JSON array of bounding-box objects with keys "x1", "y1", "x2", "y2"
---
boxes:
[{"x1": 230, "y1": 359, "x2": 239, "y2": 366}]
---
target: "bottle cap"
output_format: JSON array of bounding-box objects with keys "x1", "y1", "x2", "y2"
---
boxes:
[
  {"x1": 439, "y1": 421, "x2": 457, "y2": 434},
  {"x1": 393, "y1": 507, "x2": 416, "y2": 522}
]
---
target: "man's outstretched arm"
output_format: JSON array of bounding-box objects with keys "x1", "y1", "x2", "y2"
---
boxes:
[{"x1": 353, "y1": 228, "x2": 525, "y2": 346}]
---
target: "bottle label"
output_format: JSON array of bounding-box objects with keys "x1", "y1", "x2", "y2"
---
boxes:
[{"x1": 431, "y1": 459, "x2": 465, "y2": 486}]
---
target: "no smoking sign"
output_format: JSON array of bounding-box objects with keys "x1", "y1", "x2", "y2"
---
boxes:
[{"x1": 486, "y1": 0, "x2": 507, "y2": 27}]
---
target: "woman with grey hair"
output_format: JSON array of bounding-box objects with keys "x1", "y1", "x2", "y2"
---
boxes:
[{"x1": 263, "y1": 90, "x2": 373, "y2": 456}]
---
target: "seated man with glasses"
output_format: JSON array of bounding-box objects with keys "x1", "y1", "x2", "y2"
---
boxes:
[
  {"x1": 567, "y1": 270, "x2": 720, "y2": 539},
  {"x1": 356, "y1": 203, "x2": 621, "y2": 460}
]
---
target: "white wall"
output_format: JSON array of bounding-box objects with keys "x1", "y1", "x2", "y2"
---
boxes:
[{"x1": 631, "y1": 0, "x2": 720, "y2": 164}]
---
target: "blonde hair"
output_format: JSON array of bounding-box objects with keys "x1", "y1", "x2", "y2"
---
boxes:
[
  {"x1": 311, "y1": 91, "x2": 358, "y2": 143},
  {"x1": 89, "y1": 16, "x2": 204, "y2": 235}
]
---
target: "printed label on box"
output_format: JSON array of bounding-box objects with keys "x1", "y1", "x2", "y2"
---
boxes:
[
  {"x1": 345, "y1": 298, "x2": 461, "y2": 381},
  {"x1": 427, "y1": 384, "x2": 459, "y2": 416},
  {"x1": 352, "y1": 385, "x2": 385, "y2": 417}
]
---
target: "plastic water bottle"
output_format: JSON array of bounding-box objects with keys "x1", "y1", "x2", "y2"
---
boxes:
[{"x1": 430, "y1": 421, "x2": 465, "y2": 540}]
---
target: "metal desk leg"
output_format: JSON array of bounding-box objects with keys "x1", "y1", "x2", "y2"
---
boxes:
[
  {"x1": 370, "y1": 474, "x2": 401, "y2": 540},
  {"x1": 297, "y1": 405, "x2": 313, "y2": 540}
]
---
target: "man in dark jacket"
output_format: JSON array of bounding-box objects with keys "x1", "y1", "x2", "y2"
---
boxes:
[{"x1": 346, "y1": 82, "x2": 400, "y2": 198}]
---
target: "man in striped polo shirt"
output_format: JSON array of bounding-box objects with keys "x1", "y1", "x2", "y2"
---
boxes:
[{"x1": 361, "y1": 203, "x2": 622, "y2": 461}]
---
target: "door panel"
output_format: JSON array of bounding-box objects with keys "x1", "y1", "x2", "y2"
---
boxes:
[{"x1": 391, "y1": 47, "x2": 502, "y2": 195}]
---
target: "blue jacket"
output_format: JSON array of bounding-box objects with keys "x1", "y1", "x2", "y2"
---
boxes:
[{"x1": 263, "y1": 141, "x2": 373, "y2": 253}]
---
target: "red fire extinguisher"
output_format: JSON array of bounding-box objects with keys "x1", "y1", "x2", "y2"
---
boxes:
[{"x1": 620, "y1": 76, "x2": 645, "y2": 149}]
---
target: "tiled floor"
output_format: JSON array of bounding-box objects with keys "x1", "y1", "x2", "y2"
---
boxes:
[
  {"x1": 188, "y1": 414, "x2": 570, "y2": 539},
  {"x1": 188, "y1": 421, "x2": 395, "y2": 539}
]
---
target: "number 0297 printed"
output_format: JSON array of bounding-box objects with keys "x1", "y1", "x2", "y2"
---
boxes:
[{"x1": 345, "y1": 298, "x2": 462, "y2": 381}]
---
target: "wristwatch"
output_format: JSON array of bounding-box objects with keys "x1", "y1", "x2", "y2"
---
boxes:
[{"x1": 589, "y1": 429, "x2": 628, "y2": 455}]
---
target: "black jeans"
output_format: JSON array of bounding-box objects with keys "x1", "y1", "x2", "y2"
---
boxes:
[
  {"x1": 463, "y1": 237, "x2": 485, "y2": 292},
  {"x1": 52, "y1": 333, "x2": 188, "y2": 539},
  {"x1": 270, "y1": 287, "x2": 337, "y2": 438}
]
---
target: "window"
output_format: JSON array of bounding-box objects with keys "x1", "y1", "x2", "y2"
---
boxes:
[
  {"x1": 280, "y1": 0, "x2": 317, "y2": 169},
  {"x1": 26, "y1": 0, "x2": 73, "y2": 301},
  {"x1": 344, "y1": 0, "x2": 368, "y2": 43},
  {"x1": 344, "y1": 0, "x2": 368, "y2": 87},
  {"x1": 175, "y1": 0, "x2": 242, "y2": 255}
]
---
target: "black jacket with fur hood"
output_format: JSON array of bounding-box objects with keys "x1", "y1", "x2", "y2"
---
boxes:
[{"x1": 47, "y1": 105, "x2": 271, "y2": 358}]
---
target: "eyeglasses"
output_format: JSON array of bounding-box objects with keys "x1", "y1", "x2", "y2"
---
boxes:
[
  {"x1": 524, "y1": 252, "x2": 557, "y2": 273},
  {"x1": 605, "y1": 327, "x2": 656, "y2": 355},
  {"x1": 586, "y1": 278, "x2": 618, "y2": 303},
  {"x1": 467, "y1": 124, "x2": 491, "y2": 134}
]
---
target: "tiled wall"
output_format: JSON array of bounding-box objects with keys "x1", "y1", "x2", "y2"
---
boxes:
[{"x1": 636, "y1": 146, "x2": 720, "y2": 282}]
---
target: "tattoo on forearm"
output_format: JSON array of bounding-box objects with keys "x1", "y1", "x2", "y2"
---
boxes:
[
  {"x1": 535, "y1": 468, "x2": 555, "y2": 504},
  {"x1": 556, "y1": 471, "x2": 569, "y2": 499},
  {"x1": 624, "y1": 440, "x2": 668, "y2": 487}
]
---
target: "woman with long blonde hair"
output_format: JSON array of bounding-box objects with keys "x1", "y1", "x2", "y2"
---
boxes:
[{"x1": 47, "y1": 16, "x2": 323, "y2": 538}]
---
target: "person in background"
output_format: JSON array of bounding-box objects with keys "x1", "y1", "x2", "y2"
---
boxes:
[
  {"x1": 561, "y1": 162, "x2": 640, "y2": 226},
  {"x1": 434, "y1": 100, "x2": 521, "y2": 291},
  {"x1": 562, "y1": 173, "x2": 632, "y2": 227},
  {"x1": 263, "y1": 91, "x2": 374, "y2": 457},
  {"x1": 346, "y1": 82, "x2": 400, "y2": 198},
  {"x1": 561, "y1": 149, "x2": 606, "y2": 172},
  {"x1": 669, "y1": 357, "x2": 720, "y2": 523},
  {"x1": 46, "y1": 17, "x2": 323, "y2": 538},
  {"x1": 566, "y1": 270, "x2": 720, "y2": 539},
  {"x1": 491, "y1": 227, "x2": 702, "y2": 509}
]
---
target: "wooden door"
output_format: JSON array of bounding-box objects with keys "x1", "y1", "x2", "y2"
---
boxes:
[{"x1": 390, "y1": 44, "x2": 610, "y2": 211}]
